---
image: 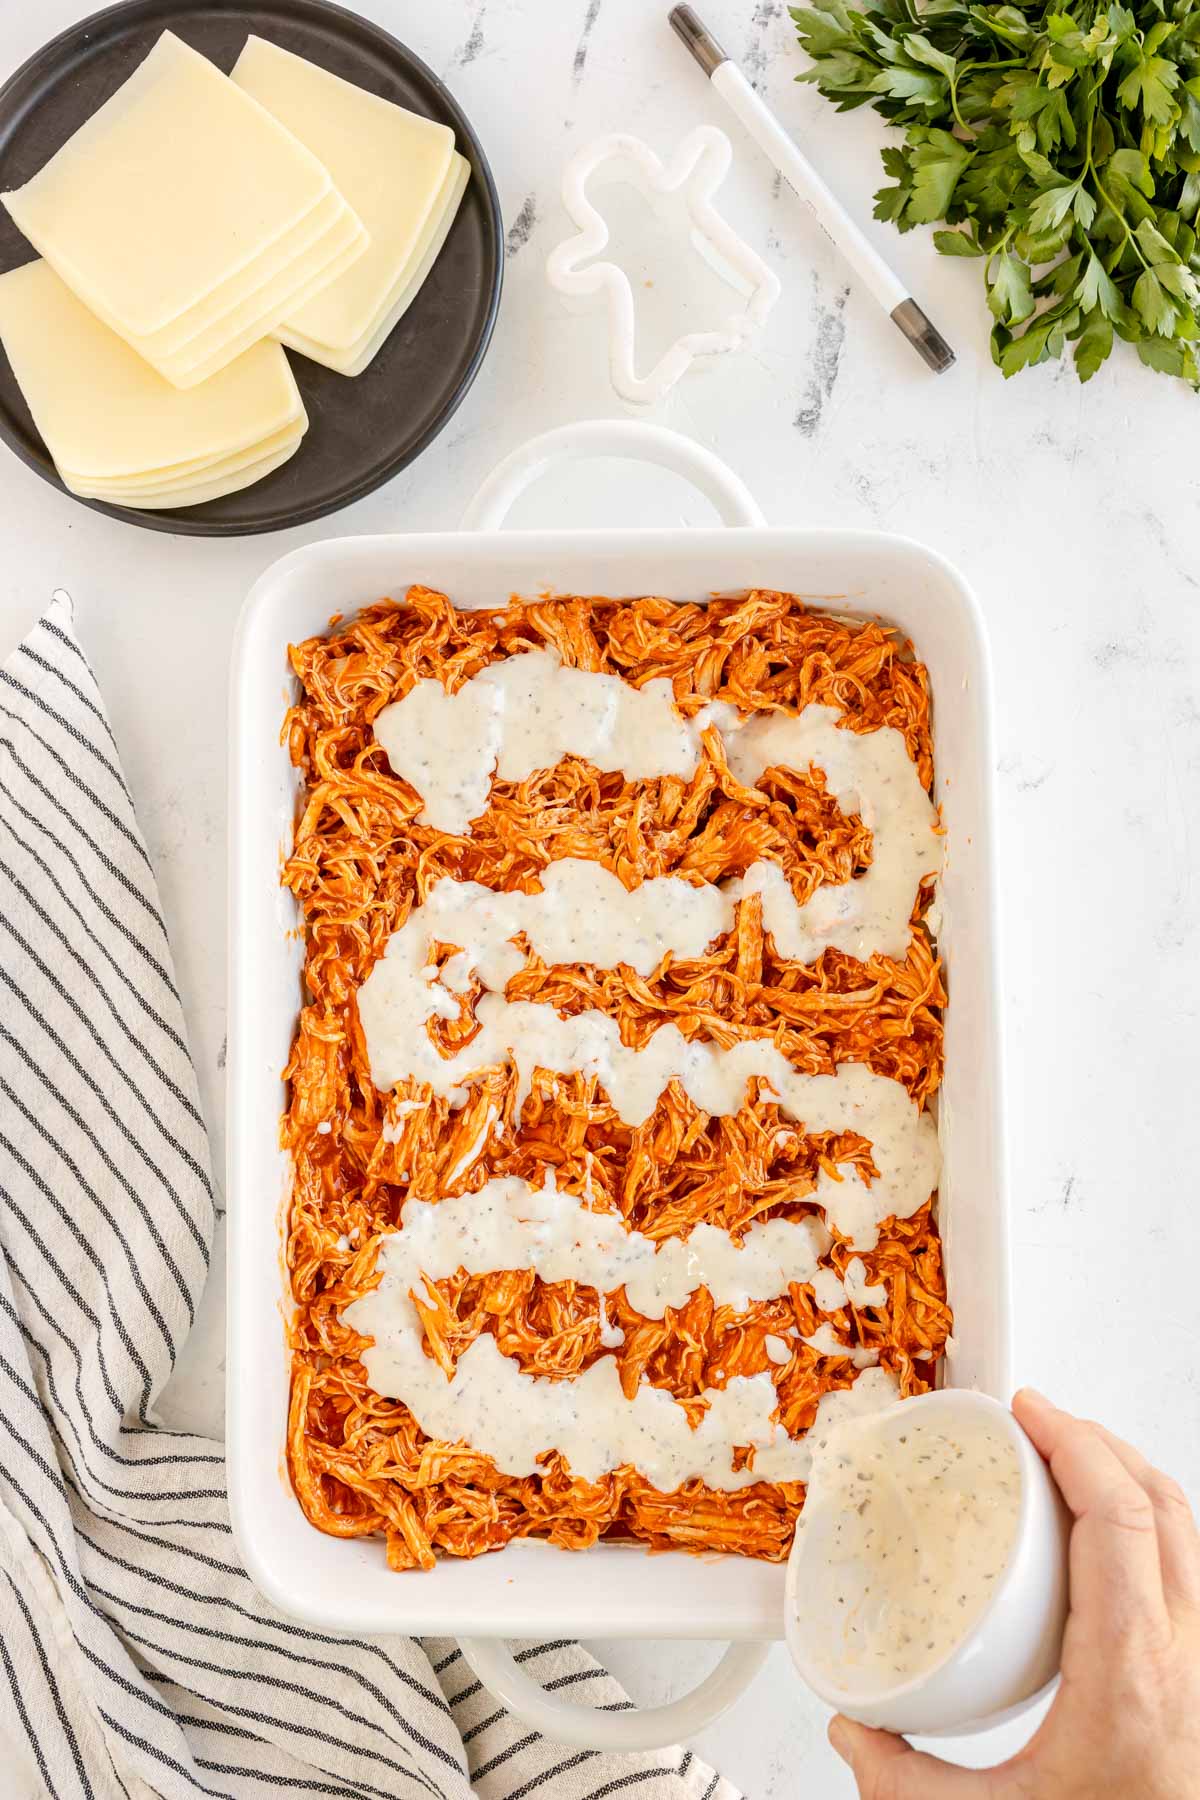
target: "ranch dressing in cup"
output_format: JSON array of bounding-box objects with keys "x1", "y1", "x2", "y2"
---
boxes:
[
  {"x1": 785, "y1": 1389, "x2": 1070, "y2": 1736},
  {"x1": 797, "y1": 1411, "x2": 1021, "y2": 1692}
]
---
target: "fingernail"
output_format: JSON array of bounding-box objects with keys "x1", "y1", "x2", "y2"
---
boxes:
[
  {"x1": 828, "y1": 1717, "x2": 852, "y2": 1764},
  {"x1": 1014, "y1": 1386, "x2": 1050, "y2": 1409}
]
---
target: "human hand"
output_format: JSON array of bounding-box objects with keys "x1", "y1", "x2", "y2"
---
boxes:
[{"x1": 828, "y1": 1389, "x2": 1200, "y2": 1799}]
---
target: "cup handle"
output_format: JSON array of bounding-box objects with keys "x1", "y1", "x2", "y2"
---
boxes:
[
  {"x1": 459, "y1": 418, "x2": 766, "y2": 531},
  {"x1": 457, "y1": 1635, "x2": 769, "y2": 1752}
]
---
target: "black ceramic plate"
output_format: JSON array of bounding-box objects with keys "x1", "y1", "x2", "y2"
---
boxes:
[{"x1": 0, "y1": 0, "x2": 503, "y2": 535}]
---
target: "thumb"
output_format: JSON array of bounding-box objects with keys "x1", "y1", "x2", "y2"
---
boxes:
[{"x1": 828, "y1": 1717, "x2": 989, "y2": 1799}]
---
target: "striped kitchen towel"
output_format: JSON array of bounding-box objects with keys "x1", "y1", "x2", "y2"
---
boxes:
[{"x1": 0, "y1": 591, "x2": 740, "y2": 1800}]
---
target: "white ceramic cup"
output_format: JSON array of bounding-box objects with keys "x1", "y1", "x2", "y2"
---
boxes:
[{"x1": 785, "y1": 1389, "x2": 1071, "y2": 1737}]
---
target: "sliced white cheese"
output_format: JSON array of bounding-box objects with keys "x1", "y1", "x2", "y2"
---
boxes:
[
  {"x1": 65, "y1": 432, "x2": 303, "y2": 509},
  {"x1": 0, "y1": 260, "x2": 303, "y2": 479},
  {"x1": 131, "y1": 189, "x2": 347, "y2": 359},
  {"x1": 129, "y1": 204, "x2": 368, "y2": 388},
  {"x1": 61, "y1": 419, "x2": 304, "y2": 496},
  {"x1": 280, "y1": 152, "x2": 469, "y2": 377},
  {"x1": 2, "y1": 32, "x2": 333, "y2": 337},
  {"x1": 232, "y1": 36, "x2": 455, "y2": 354}
]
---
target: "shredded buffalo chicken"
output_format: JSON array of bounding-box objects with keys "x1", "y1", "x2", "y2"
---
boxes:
[{"x1": 282, "y1": 586, "x2": 951, "y2": 1571}]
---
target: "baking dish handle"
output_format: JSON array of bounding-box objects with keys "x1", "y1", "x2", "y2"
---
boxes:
[
  {"x1": 460, "y1": 418, "x2": 766, "y2": 530},
  {"x1": 457, "y1": 418, "x2": 765, "y2": 1749},
  {"x1": 456, "y1": 1635, "x2": 769, "y2": 1752}
]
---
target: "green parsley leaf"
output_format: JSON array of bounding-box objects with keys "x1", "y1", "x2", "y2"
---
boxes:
[
  {"x1": 1073, "y1": 186, "x2": 1097, "y2": 228},
  {"x1": 934, "y1": 227, "x2": 987, "y2": 256},
  {"x1": 790, "y1": 6, "x2": 858, "y2": 56},
  {"x1": 873, "y1": 181, "x2": 911, "y2": 224},
  {"x1": 1106, "y1": 148, "x2": 1154, "y2": 196},
  {"x1": 1017, "y1": 219, "x2": 1075, "y2": 263},
  {"x1": 906, "y1": 129, "x2": 973, "y2": 220},
  {"x1": 1136, "y1": 335, "x2": 1200, "y2": 380},
  {"x1": 988, "y1": 250, "x2": 1036, "y2": 323},
  {"x1": 1116, "y1": 55, "x2": 1179, "y2": 126},
  {"x1": 870, "y1": 65, "x2": 947, "y2": 107},
  {"x1": 1107, "y1": 4, "x2": 1138, "y2": 45},
  {"x1": 999, "y1": 316, "x2": 1053, "y2": 375},
  {"x1": 903, "y1": 33, "x2": 959, "y2": 82},
  {"x1": 971, "y1": 6, "x2": 1036, "y2": 51},
  {"x1": 1045, "y1": 251, "x2": 1085, "y2": 295},
  {"x1": 1073, "y1": 308, "x2": 1114, "y2": 379},
  {"x1": 1026, "y1": 183, "x2": 1079, "y2": 233},
  {"x1": 1074, "y1": 251, "x2": 1125, "y2": 319},
  {"x1": 1133, "y1": 266, "x2": 1177, "y2": 334},
  {"x1": 1178, "y1": 85, "x2": 1200, "y2": 153}
]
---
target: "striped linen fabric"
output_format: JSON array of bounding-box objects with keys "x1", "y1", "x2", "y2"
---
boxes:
[{"x1": 0, "y1": 593, "x2": 741, "y2": 1800}]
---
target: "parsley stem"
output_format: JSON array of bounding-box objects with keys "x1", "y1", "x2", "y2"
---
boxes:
[
  {"x1": 1090, "y1": 166, "x2": 1148, "y2": 266},
  {"x1": 1081, "y1": 107, "x2": 1148, "y2": 270},
  {"x1": 946, "y1": 56, "x2": 1024, "y2": 136}
]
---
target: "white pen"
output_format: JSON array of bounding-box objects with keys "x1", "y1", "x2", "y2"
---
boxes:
[{"x1": 669, "y1": 3, "x2": 954, "y2": 373}]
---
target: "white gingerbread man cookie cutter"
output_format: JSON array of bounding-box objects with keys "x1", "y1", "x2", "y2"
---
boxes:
[{"x1": 546, "y1": 124, "x2": 782, "y2": 407}]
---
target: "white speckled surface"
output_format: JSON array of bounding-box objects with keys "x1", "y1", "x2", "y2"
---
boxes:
[{"x1": 1, "y1": 1, "x2": 1198, "y2": 1793}]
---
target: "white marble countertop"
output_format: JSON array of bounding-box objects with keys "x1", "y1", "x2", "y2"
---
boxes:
[{"x1": 1, "y1": 0, "x2": 1198, "y2": 1793}]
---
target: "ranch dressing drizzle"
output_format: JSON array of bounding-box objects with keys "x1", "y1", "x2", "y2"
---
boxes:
[
  {"x1": 724, "y1": 705, "x2": 940, "y2": 965},
  {"x1": 352, "y1": 1173, "x2": 834, "y2": 1320},
  {"x1": 374, "y1": 667, "x2": 940, "y2": 965},
  {"x1": 843, "y1": 1256, "x2": 888, "y2": 1308},
  {"x1": 344, "y1": 1183, "x2": 900, "y2": 1487},
  {"x1": 796, "y1": 1411, "x2": 1022, "y2": 1691},
  {"x1": 359, "y1": 663, "x2": 940, "y2": 1484},
  {"x1": 811, "y1": 1267, "x2": 850, "y2": 1312},
  {"x1": 372, "y1": 649, "x2": 738, "y2": 835},
  {"x1": 357, "y1": 862, "x2": 940, "y2": 1247},
  {"x1": 802, "y1": 1323, "x2": 880, "y2": 1368},
  {"x1": 423, "y1": 858, "x2": 734, "y2": 992}
]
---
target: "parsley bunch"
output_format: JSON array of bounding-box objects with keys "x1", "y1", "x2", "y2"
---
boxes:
[{"x1": 790, "y1": 0, "x2": 1200, "y2": 381}]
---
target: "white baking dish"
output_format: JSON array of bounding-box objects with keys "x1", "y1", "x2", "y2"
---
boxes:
[{"x1": 227, "y1": 419, "x2": 1006, "y2": 1751}]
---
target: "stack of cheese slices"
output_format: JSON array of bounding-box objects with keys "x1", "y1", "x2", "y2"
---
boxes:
[
  {"x1": 232, "y1": 38, "x2": 469, "y2": 379},
  {"x1": 0, "y1": 31, "x2": 470, "y2": 510}
]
